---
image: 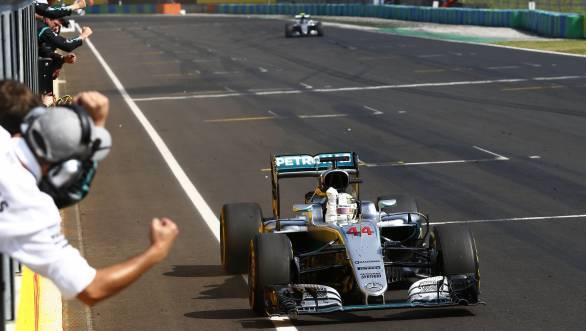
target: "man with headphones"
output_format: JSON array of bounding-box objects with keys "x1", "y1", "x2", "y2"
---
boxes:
[{"x1": 0, "y1": 82, "x2": 179, "y2": 305}]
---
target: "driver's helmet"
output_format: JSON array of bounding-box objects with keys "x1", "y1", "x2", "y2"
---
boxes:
[
  {"x1": 336, "y1": 192, "x2": 357, "y2": 222},
  {"x1": 325, "y1": 186, "x2": 358, "y2": 223}
]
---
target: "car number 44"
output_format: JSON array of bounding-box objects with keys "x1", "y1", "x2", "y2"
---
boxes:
[{"x1": 346, "y1": 225, "x2": 373, "y2": 236}]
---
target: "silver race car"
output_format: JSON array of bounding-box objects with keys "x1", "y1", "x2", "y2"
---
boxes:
[
  {"x1": 285, "y1": 13, "x2": 323, "y2": 38},
  {"x1": 220, "y1": 152, "x2": 482, "y2": 316}
]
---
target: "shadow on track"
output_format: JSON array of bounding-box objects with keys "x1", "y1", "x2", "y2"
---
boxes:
[
  {"x1": 184, "y1": 309, "x2": 275, "y2": 329},
  {"x1": 163, "y1": 264, "x2": 225, "y2": 277},
  {"x1": 288, "y1": 308, "x2": 475, "y2": 327},
  {"x1": 163, "y1": 265, "x2": 248, "y2": 300}
]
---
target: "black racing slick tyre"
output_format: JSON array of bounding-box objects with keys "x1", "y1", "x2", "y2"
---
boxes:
[
  {"x1": 376, "y1": 194, "x2": 419, "y2": 213},
  {"x1": 249, "y1": 233, "x2": 292, "y2": 315},
  {"x1": 285, "y1": 24, "x2": 294, "y2": 38},
  {"x1": 431, "y1": 224, "x2": 480, "y2": 297},
  {"x1": 220, "y1": 203, "x2": 262, "y2": 274},
  {"x1": 316, "y1": 22, "x2": 324, "y2": 37}
]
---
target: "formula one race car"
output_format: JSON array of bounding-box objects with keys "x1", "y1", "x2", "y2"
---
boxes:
[
  {"x1": 285, "y1": 13, "x2": 323, "y2": 38},
  {"x1": 220, "y1": 152, "x2": 481, "y2": 316}
]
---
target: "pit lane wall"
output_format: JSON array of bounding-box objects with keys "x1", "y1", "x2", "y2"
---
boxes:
[{"x1": 86, "y1": 3, "x2": 584, "y2": 39}]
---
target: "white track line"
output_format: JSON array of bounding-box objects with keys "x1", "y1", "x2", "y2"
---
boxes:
[
  {"x1": 132, "y1": 75, "x2": 586, "y2": 102},
  {"x1": 363, "y1": 105, "x2": 384, "y2": 115},
  {"x1": 74, "y1": 205, "x2": 94, "y2": 331},
  {"x1": 361, "y1": 158, "x2": 503, "y2": 167},
  {"x1": 472, "y1": 146, "x2": 509, "y2": 160},
  {"x1": 361, "y1": 146, "x2": 508, "y2": 168},
  {"x1": 431, "y1": 214, "x2": 586, "y2": 225},
  {"x1": 298, "y1": 114, "x2": 348, "y2": 119},
  {"x1": 80, "y1": 25, "x2": 297, "y2": 331},
  {"x1": 486, "y1": 66, "x2": 519, "y2": 70}
]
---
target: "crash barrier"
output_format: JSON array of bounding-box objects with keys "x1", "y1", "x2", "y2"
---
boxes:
[
  {"x1": 209, "y1": 4, "x2": 584, "y2": 38},
  {"x1": 460, "y1": 0, "x2": 586, "y2": 14},
  {"x1": 86, "y1": 4, "x2": 157, "y2": 14},
  {"x1": 86, "y1": 3, "x2": 584, "y2": 38}
]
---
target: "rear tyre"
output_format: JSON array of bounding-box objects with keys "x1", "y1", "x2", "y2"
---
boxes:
[
  {"x1": 220, "y1": 203, "x2": 262, "y2": 274},
  {"x1": 430, "y1": 224, "x2": 480, "y2": 300},
  {"x1": 249, "y1": 233, "x2": 292, "y2": 315}
]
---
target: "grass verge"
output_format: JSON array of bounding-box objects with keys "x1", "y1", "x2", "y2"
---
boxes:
[{"x1": 495, "y1": 39, "x2": 586, "y2": 55}]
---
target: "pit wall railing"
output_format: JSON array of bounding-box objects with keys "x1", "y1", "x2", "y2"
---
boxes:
[
  {"x1": 1, "y1": 1, "x2": 38, "y2": 330},
  {"x1": 86, "y1": 3, "x2": 585, "y2": 38},
  {"x1": 1, "y1": 0, "x2": 38, "y2": 92}
]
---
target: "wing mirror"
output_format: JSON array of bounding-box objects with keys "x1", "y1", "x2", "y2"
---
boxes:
[
  {"x1": 293, "y1": 204, "x2": 313, "y2": 213},
  {"x1": 378, "y1": 199, "x2": 397, "y2": 212}
]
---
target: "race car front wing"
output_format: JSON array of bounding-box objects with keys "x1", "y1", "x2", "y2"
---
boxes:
[{"x1": 264, "y1": 275, "x2": 482, "y2": 316}]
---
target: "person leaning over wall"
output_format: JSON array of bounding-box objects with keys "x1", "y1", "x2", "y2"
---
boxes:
[
  {"x1": 35, "y1": 0, "x2": 87, "y2": 19},
  {"x1": 0, "y1": 80, "x2": 179, "y2": 305}
]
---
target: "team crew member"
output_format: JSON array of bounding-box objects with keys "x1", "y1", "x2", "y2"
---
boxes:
[
  {"x1": 0, "y1": 84, "x2": 179, "y2": 305},
  {"x1": 38, "y1": 17, "x2": 92, "y2": 53},
  {"x1": 35, "y1": 0, "x2": 86, "y2": 19}
]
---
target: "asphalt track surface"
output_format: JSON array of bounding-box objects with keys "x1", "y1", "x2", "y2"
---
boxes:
[{"x1": 62, "y1": 15, "x2": 586, "y2": 330}]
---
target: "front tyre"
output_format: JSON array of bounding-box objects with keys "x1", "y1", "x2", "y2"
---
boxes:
[
  {"x1": 249, "y1": 233, "x2": 292, "y2": 315},
  {"x1": 316, "y1": 22, "x2": 324, "y2": 37},
  {"x1": 431, "y1": 224, "x2": 480, "y2": 301},
  {"x1": 285, "y1": 23, "x2": 294, "y2": 38}
]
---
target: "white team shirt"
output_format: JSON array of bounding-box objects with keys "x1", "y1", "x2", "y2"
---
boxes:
[{"x1": 0, "y1": 127, "x2": 96, "y2": 299}]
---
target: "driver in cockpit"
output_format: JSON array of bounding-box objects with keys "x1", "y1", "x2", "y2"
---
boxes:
[{"x1": 305, "y1": 170, "x2": 357, "y2": 223}]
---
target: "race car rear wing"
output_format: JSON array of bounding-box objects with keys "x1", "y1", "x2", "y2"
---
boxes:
[
  {"x1": 272, "y1": 152, "x2": 358, "y2": 178},
  {"x1": 270, "y1": 152, "x2": 360, "y2": 221}
]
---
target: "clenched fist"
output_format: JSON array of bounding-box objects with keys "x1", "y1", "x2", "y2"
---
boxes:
[
  {"x1": 149, "y1": 217, "x2": 179, "y2": 262},
  {"x1": 74, "y1": 91, "x2": 109, "y2": 127}
]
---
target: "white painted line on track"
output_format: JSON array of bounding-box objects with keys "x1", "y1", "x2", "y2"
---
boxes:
[
  {"x1": 431, "y1": 214, "x2": 586, "y2": 225},
  {"x1": 73, "y1": 205, "x2": 94, "y2": 331},
  {"x1": 248, "y1": 87, "x2": 294, "y2": 93},
  {"x1": 486, "y1": 66, "x2": 519, "y2": 70},
  {"x1": 213, "y1": 71, "x2": 240, "y2": 75},
  {"x1": 192, "y1": 59, "x2": 216, "y2": 63},
  {"x1": 300, "y1": 82, "x2": 313, "y2": 89},
  {"x1": 132, "y1": 75, "x2": 586, "y2": 102},
  {"x1": 529, "y1": 155, "x2": 542, "y2": 159},
  {"x1": 80, "y1": 26, "x2": 221, "y2": 239},
  {"x1": 298, "y1": 113, "x2": 348, "y2": 119},
  {"x1": 417, "y1": 54, "x2": 444, "y2": 58},
  {"x1": 361, "y1": 157, "x2": 503, "y2": 167},
  {"x1": 258, "y1": 67, "x2": 268, "y2": 73},
  {"x1": 363, "y1": 105, "x2": 384, "y2": 115},
  {"x1": 472, "y1": 146, "x2": 509, "y2": 160},
  {"x1": 360, "y1": 146, "x2": 508, "y2": 168},
  {"x1": 80, "y1": 25, "x2": 298, "y2": 331},
  {"x1": 268, "y1": 110, "x2": 281, "y2": 118}
]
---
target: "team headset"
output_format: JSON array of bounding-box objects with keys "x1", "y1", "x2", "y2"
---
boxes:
[{"x1": 21, "y1": 105, "x2": 110, "y2": 208}]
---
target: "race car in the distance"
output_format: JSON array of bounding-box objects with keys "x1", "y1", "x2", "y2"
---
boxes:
[
  {"x1": 220, "y1": 152, "x2": 481, "y2": 316},
  {"x1": 285, "y1": 13, "x2": 323, "y2": 38}
]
